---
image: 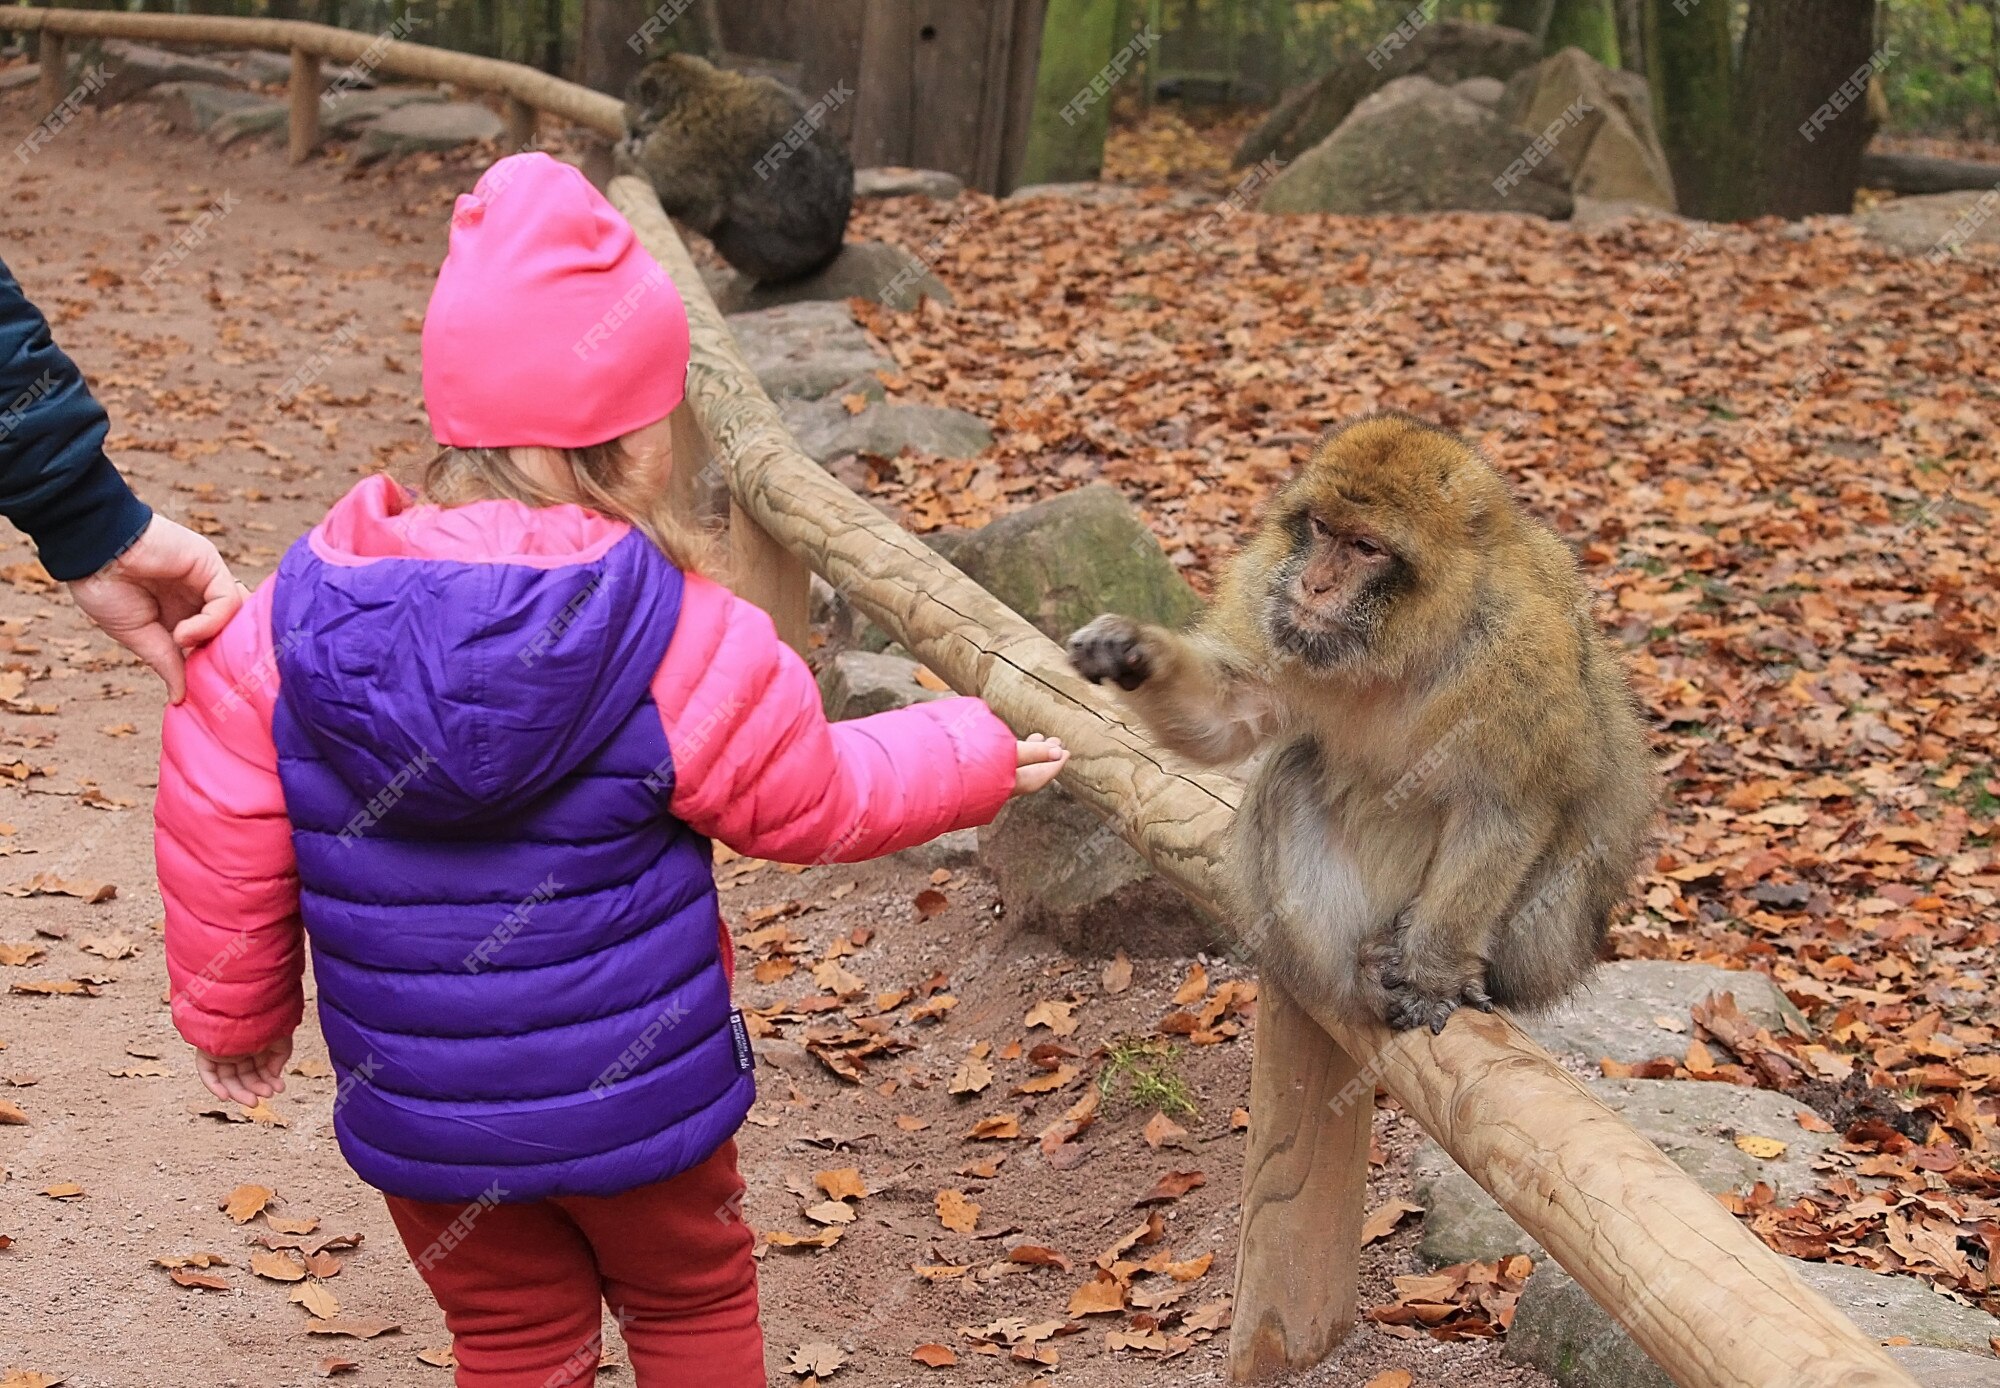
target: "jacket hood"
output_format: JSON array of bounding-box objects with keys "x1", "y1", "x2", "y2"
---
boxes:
[{"x1": 273, "y1": 475, "x2": 682, "y2": 827}]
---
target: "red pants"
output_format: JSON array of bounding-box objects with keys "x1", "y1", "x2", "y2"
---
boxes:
[{"x1": 384, "y1": 1141, "x2": 764, "y2": 1388}]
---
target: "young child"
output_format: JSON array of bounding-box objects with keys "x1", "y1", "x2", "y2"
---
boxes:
[{"x1": 155, "y1": 152, "x2": 1067, "y2": 1388}]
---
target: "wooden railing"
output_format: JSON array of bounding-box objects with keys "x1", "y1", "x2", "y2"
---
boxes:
[{"x1": 2, "y1": 11, "x2": 1922, "y2": 1385}]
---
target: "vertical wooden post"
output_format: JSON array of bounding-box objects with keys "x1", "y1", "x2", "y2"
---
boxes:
[
  {"x1": 36, "y1": 31, "x2": 67, "y2": 116},
  {"x1": 1230, "y1": 979, "x2": 1371, "y2": 1381},
  {"x1": 287, "y1": 46, "x2": 320, "y2": 164},
  {"x1": 728, "y1": 500, "x2": 812, "y2": 655},
  {"x1": 504, "y1": 95, "x2": 537, "y2": 150},
  {"x1": 666, "y1": 398, "x2": 712, "y2": 527}
]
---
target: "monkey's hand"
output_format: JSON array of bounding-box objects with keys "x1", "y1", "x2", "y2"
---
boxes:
[
  {"x1": 1380, "y1": 910, "x2": 1495, "y2": 1036},
  {"x1": 1067, "y1": 614, "x2": 1156, "y2": 692}
]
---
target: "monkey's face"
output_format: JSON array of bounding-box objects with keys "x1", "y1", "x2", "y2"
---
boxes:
[
  {"x1": 1256, "y1": 413, "x2": 1495, "y2": 671},
  {"x1": 1261, "y1": 503, "x2": 1409, "y2": 668}
]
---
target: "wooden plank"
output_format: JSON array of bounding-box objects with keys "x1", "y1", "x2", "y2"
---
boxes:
[
  {"x1": 287, "y1": 46, "x2": 319, "y2": 164},
  {"x1": 996, "y1": 0, "x2": 1050, "y2": 194},
  {"x1": 908, "y1": 0, "x2": 988, "y2": 183},
  {"x1": 666, "y1": 397, "x2": 712, "y2": 527},
  {"x1": 605, "y1": 171, "x2": 1920, "y2": 1388},
  {"x1": 1231, "y1": 980, "x2": 1370, "y2": 1380},
  {"x1": 795, "y1": 0, "x2": 866, "y2": 148},
  {"x1": 849, "y1": 0, "x2": 914, "y2": 168}
]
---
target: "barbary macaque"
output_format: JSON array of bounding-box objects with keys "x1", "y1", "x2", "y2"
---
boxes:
[
  {"x1": 1068, "y1": 413, "x2": 1655, "y2": 1033},
  {"x1": 616, "y1": 54, "x2": 853, "y2": 284}
]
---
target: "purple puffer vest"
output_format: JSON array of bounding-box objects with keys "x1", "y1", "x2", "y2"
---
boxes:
[{"x1": 270, "y1": 525, "x2": 754, "y2": 1204}]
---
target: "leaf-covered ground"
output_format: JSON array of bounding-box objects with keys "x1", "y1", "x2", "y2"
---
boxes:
[{"x1": 851, "y1": 178, "x2": 2000, "y2": 1313}]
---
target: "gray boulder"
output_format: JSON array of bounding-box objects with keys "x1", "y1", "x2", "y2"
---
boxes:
[
  {"x1": 855, "y1": 166, "x2": 964, "y2": 200},
  {"x1": 1526, "y1": 959, "x2": 1803, "y2": 1066},
  {"x1": 228, "y1": 49, "x2": 296, "y2": 87},
  {"x1": 1891, "y1": 1346, "x2": 2000, "y2": 1388},
  {"x1": 819, "y1": 650, "x2": 949, "y2": 721},
  {"x1": 1234, "y1": 19, "x2": 1540, "y2": 168},
  {"x1": 927, "y1": 485, "x2": 1201, "y2": 644},
  {"x1": 1411, "y1": 1076, "x2": 1839, "y2": 1265},
  {"x1": 727, "y1": 302, "x2": 896, "y2": 402},
  {"x1": 1497, "y1": 47, "x2": 1677, "y2": 212},
  {"x1": 1453, "y1": 75, "x2": 1505, "y2": 108},
  {"x1": 780, "y1": 394, "x2": 991, "y2": 467},
  {"x1": 354, "y1": 100, "x2": 504, "y2": 164},
  {"x1": 1260, "y1": 77, "x2": 1573, "y2": 220},
  {"x1": 320, "y1": 85, "x2": 444, "y2": 138},
  {"x1": 1507, "y1": 1261, "x2": 2000, "y2": 1388},
  {"x1": 209, "y1": 95, "x2": 290, "y2": 147},
  {"x1": 1857, "y1": 190, "x2": 2000, "y2": 257},
  {"x1": 98, "y1": 40, "x2": 247, "y2": 106},
  {"x1": 0, "y1": 64, "x2": 40, "y2": 94},
  {"x1": 152, "y1": 81, "x2": 276, "y2": 138},
  {"x1": 709, "y1": 240, "x2": 951, "y2": 314},
  {"x1": 980, "y1": 782, "x2": 1219, "y2": 958}
]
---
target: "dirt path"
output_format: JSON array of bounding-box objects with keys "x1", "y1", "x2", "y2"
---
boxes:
[{"x1": 0, "y1": 90, "x2": 1555, "y2": 1388}]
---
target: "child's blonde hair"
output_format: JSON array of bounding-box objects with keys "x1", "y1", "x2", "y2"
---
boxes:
[{"x1": 421, "y1": 440, "x2": 714, "y2": 576}]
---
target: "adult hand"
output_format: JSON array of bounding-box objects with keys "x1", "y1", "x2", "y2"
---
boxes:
[{"x1": 66, "y1": 514, "x2": 243, "y2": 703}]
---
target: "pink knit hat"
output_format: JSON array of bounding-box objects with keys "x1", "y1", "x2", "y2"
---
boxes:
[{"x1": 420, "y1": 153, "x2": 689, "y2": 449}]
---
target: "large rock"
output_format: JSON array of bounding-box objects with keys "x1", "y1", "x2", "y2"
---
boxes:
[
  {"x1": 97, "y1": 40, "x2": 246, "y2": 106},
  {"x1": 819, "y1": 650, "x2": 949, "y2": 721},
  {"x1": 320, "y1": 85, "x2": 444, "y2": 138},
  {"x1": 1497, "y1": 47, "x2": 1677, "y2": 212},
  {"x1": 1891, "y1": 1346, "x2": 2000, "y2": 1387},
  {"x1": 1526, "y1": 959, "x2": 1803, "y2": 1066},
  {"x1": 855, "y1": 166, "x2": 964, "y2": 200},
  {"x1": 1858, "y1": 190, "x2": 2000, "y2": 257},
  {"x1": 980, "y1": 782, "x2": 1220, "y2": 958},
  {"x1": 1259, "y1": 77, "x2": 1573, "y2": 220},
  {"x1": 228, "y1": 49, "x2": 296, "y2": 87},
  {"x1": 709, "y1": 240, "x2": 951, "y2": 314},
  {"x1": 1453, "y1": 75, "x2": 1505, "y2": 108},
  {"x1": 1234, "y1": 19, "x2": 1540, "y2": 168},
  {"x1": 927, "y1": 485, "x2": 1201, "y2": 644},
  {"x1": 780, "y1": 394, "x2": 991, "y2": 466},
  {"x1": 0, "y1": 64, "x2": 40, "y2": 94},
  {"x1": 1507, "y1": 1261, "x2": 2000, "y2": 1387},
  {"x1": 1411, "y1": 1076, "x2": 1840, "y2": 1265},
  {"x1": 151, "y1": 81, "x2": 277, "y2": 138},
  {"x1": 727, "y1": 302, "x2": 895, "y2": 402},
  {"x1": 354, "y1": 100, "x2": 504, "y2": 164}
]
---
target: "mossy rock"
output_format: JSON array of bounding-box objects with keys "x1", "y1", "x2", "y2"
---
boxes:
[{"x1": 932, "y1": 485, "x2": 1201, "y2": 643}]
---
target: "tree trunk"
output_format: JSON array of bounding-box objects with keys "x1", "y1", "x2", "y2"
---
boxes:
[
  {"x1": 1736, "y1": 0, "x2": 1878, "y2": 217},
  {"x1": 580, "y1": 0, "x2": 651, "y2": 97},
  {"x1": 1546, "y1": 0, "x2": 1620, "y2": 66},
  {"x1": 1017, "y1": 0, "x2": 1122, "y2": 185},
  {"x1": 1643, "y1": 0, "x2": 1740, "y2": 219},
  {"x1": 1614, "y1": 0, "x2": 1646, "y2": 72}
]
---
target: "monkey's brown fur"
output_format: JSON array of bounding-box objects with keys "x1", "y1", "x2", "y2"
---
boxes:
[
  {"x1": 616, "y1": 54, "x2": 852, "y2": 284},
  {"x1": 1068, "y1": 413, "x2": 1656, "y2": 1033}
]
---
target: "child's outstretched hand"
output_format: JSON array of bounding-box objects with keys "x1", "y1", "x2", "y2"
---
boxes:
[
  {"x1": 1013, "y1": 734, "x2": 1069, "y2": 795},
  {"x1": 196, "y1": 1037, "x2": 293, "y2": 1108}
]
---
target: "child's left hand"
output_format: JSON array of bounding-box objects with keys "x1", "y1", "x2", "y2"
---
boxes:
[
  {"x1": 196, "y1": 1037, "x2": 293, "y2": 1107},
  {"x1": 1013, "y1": 734, "x2": 1069, "y2": 795}
]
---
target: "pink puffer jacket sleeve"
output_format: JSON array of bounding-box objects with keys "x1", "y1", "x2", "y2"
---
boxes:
[
  {"x1": 156, "y1": 576, "x2": 306, "y2": 1057},
  {"x1": 654, "y1": 574, "x2": 1017, "y2": 862}
]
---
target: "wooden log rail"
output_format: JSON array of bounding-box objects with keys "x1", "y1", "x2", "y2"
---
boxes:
[
  {"x1": 0, "y1": 10, "x2": 1919, "y2": 1383},
  {"x1": 2, "y1": 5, "x2": 622, "y2": 165}
]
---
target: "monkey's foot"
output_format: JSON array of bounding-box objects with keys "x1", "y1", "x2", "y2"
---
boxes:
[
  {"x1": 1067, "y1": 614, "x2": 1152, "y2": 691},
  {"x1": 1379, "y1": 968, "x2": 1494, "y2": 1036}
]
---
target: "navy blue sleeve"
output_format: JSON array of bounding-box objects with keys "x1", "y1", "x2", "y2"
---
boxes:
[{"x1": 0, "y1": 253, "x2": 152, "y2": 581}]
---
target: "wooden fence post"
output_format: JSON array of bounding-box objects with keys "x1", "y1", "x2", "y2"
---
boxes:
[
  {"x1": 728, "y1": 500, "x2": 812, "y2": 655},
  {"x1": 287, "y1": 46, "x2": 319, "y2": 163},
  {"x1": 504, "y1": 94, "x2": 536, "y2": 150},
  {"x1": 1231, "y1": 979, "x2": 1372, "y2": 1380},
  {"x1": 36, "y1": 30, "x2": 66, "y2": 114}
]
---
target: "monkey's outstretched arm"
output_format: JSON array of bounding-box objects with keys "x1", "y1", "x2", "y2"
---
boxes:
[
  {"x1": 1067, "y1": 614, "x2": 1281, "y2": 766},
  {"x1": 1383, "y1": 799, "x2": 1552, "y2": 1033}
]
